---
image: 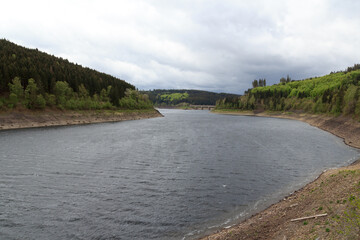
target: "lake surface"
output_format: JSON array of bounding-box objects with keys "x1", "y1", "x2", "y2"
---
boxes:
[{"x1": 1, "y1": 109, "x2": 359, "y2": 239}]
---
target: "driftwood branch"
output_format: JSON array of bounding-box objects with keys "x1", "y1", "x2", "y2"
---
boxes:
[{"x1": 290, "y1": 213, "x2": 327, "y2": 222}]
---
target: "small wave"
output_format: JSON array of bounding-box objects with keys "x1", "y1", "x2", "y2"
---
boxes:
[{"x1": 123, "y1": 220, "x2": 151, "y2": 226}]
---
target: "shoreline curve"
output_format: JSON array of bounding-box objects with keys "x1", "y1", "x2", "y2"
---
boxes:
[
  {"x1": 0, "y1": 108, "x2": 163, "y2": 131},
  {"x1": 200, "y1": 110, "x2": 360, "y2": 240}
]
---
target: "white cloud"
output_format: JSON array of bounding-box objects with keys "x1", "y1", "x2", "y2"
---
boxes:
[{"x1": 1, "y1": 0, "x2": 359, "y2": 94}]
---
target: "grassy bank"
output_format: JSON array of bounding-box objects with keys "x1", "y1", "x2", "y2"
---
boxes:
[
  {"x1": 0, "y1": 108, "x2": 162, "y2": 130},
  {"x1": 201, "y1": 110, "x2": 360, "y2": 239}
]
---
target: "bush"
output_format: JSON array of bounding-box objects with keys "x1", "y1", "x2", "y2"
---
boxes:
[
  {"x1": 54, "y1": 81, "x2": 72, "y2": 106},
  {"x1": 45, "y1": 93, "x2": 56, "y2": 107},
  {"x1": 312, "y1": 98, "x2": 326, "y2": 113},
  {"x1": 8, "y1": 77, "x2": 24, "y2": 99},
  {"x1": 118, "y1": 89, "x2": 153, "y2": 109},
  {"x1": 35, "y1": 94, "x2": 46, "y2": 109},
  {"x1": 24, "y1": 78, "x2": 38, "y2": 109},
  {"x1": 101, "y1": 101, "x2": 113, "y2": 110},
  {"x1": 343, "y1": 85, "x2": 359, "y2": 115},
  {"x1": 8, "y1": 93, "x2": 18, "y2": 106}
]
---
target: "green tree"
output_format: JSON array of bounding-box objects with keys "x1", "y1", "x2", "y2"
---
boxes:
[
  {"x1": 100, "y1": 85, "x2": 112, "y2": 102},
  {"x1": 8, "y1": 77, "x2": 24, "y2": 99},
  {"x1": 8, "y1": 93, "x2": 18, "y2": 106},
  {"x1": 24, "y1": 78, "x2": 38, "y2": 109},
  {"x1": 35, "y1": 94, "x2": 46, "y2": 109},
  {"x1": 54, "y1": 81, "x2": 72, "y2": 106},
  {"x1": 78, "y1": 84, "x2": 89, "y2": 99},
  {"x1": 45, "y1": 93, "x2": 56, "y2": 107},
  {"x1": 252, "y1": 80, "x2": 258, "y2": 88},
  {"x1": 343, "y1": 85, "x2": 358, "y2": 115},
  {"x1": 286, "y1": 75, "x2": 291, "y2": 83},
  {"x1": 119, "y1": 89, "x2": 153, "y2": 109}
]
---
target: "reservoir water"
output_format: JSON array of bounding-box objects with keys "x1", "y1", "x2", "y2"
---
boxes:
[{"x1": 0, "y1": 109, "x2": 359, "y2": 239}]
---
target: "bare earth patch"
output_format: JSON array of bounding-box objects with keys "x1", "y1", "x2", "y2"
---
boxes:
[{"x1": 0, "y1": 108, "x2": 163, "y2": 130}]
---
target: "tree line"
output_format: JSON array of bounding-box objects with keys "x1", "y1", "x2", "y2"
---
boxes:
[
  {"x1": 4, "y1": 77, "x2": 152, "y2": 110},
  {"x1": 216, "y1": 65, "x2": 360, "y2": 117},
  {"x1": 0, "y1": 39, "x2": 134, "y2": 106},
  {"x1": 142, "y1": 89, "x2": 240, "y2": 106},
  {"x1": 0, "y1": 39, "x2": 153, "y2": 110}
]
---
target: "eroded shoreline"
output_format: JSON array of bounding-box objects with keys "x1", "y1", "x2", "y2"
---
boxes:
[
  {"x1": 201, "y1": 110, "x2": 360, "y2": 240},
  {"x1": 0, "y1": 109, "x2": 163, "y2": 131}
]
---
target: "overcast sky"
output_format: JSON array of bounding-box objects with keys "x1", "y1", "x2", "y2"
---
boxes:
[{"x1": 1, "y1": 0, "x2": 359, "y2": 94}]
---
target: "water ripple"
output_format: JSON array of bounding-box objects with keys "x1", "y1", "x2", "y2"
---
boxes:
[{"x1": 0, "y1": 109, "x2": 359, "y2": 240}]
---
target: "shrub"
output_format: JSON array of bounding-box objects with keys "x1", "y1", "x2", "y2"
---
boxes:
[
  {"x1": 45, "y1": 93, "x2": 56, "y2": 107},
  {"x1": 118, "y1": 89, "x2": 153, "y2": 109},
  {"x1": 313, "y1": 98, "x2": 326, "y2": 113},
  {"x1": 8, "y1": 77, "x2": 24, "y2": 99},
  {"x1": 8, "y1": 93, "x2": 18, "y2": 106},
  {"x1": 24, "y1": 78, "x2": 38, "y2": 109},
  {"x1": 343, "y1": 85, "x2": 359, "y2": 115},
  {"x1": 35, "y1": 94, "x2": 46, "y2": 109},
  {"x1": 54, "y1": 81, "x2": 72, "y2": 106}
]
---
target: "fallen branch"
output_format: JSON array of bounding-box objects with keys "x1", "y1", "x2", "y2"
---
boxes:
[{"x1": 290, "y1": 213, "x2": 327, "y2": 222}]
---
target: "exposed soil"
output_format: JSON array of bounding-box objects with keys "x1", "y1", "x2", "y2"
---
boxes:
[
  {"x1": 0, "y1": 108, "x2": 163, "y2": 130},
  {"x1": 201, "y1": 111, "x2": 360, "y2": 240}
]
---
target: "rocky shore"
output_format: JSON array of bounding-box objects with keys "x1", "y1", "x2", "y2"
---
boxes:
[
  {"x1": 202, "y1": 110, "x2": 360, "y2": 240},
  {"x1": 0, "y1": 108, "x2": 163, "y2": 130}
]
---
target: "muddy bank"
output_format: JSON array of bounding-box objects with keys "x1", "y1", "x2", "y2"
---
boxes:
[
  {"x1": 0, "y1": 109, "x2": 163, "y2": 130},
  {"x1": 201, "y1": 110, "x2": 360, "y2": 240}
]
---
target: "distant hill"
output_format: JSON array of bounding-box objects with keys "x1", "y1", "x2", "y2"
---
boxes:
[
  {"x1": 216, "y1": 64, "x2": 360, "y2": 117},
  {"x1": 142, "y1": 89, "x2": 240, "y2": 106},
  {"x1": 0, "y1": 39, "x2": 134, "y2": 106}
]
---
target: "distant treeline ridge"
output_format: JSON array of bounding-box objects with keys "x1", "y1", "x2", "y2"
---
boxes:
[{"x1": 216, "y1": 64, "x2": 360, "y2": 117}]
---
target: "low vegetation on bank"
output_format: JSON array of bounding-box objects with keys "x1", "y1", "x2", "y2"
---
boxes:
[
  {"x1": 2, "y1": 77, "x2": 152, "y2": 111},
  {"x1": 216, "y1": 64, "x2": 360, "y2": 118}
]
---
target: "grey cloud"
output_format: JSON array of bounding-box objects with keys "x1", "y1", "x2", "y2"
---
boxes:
[{"x1": 1, "y1": 0, "x2": 359, "y2": 94}]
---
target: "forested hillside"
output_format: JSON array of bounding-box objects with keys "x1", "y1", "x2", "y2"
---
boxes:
[
  {"x1": 0, "y1": 39, "x2": 153, "y2": 110},
  {"x1": 142, "y1": 89, "x2": 240, "y2": 106},
  {"x1": 216, "y1": 65, "x2": 360, "y2": 117}
]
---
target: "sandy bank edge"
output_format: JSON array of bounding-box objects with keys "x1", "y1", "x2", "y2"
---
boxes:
[
  {"x1": 0, "y1": 109, "x2": 163, "y2": 130},
  {"x1": 200, "y1": 110, "x2": 360, "y2": 240}
]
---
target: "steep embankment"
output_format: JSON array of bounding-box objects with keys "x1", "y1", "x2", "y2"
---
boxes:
[
  {"x1": 0, "y1": 109, "x2": 162, "y2": 130},
  {"x1": 201, "y1": 110, "x2": 360, "y2": 240}
]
